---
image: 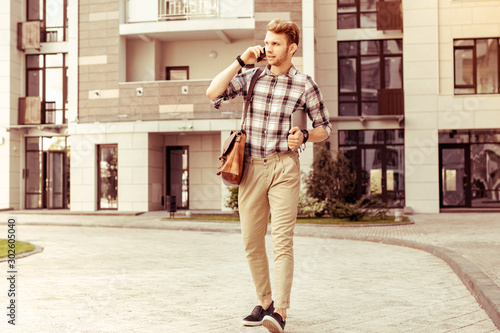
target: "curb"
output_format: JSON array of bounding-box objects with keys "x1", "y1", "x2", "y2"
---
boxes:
[
  {"x1": 305, "y1": 232, "x2": 500, "y2": 330},
  {"x1": 0, "y1": 244, "x2": 44, "y2": 263}
]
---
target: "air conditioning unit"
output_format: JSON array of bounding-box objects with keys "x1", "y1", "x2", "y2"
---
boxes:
[
  {"x1": 18, "y1": 96, "x2": 42, "y2": 125},
  {"x1": 17, "y1": 21, "x2": 42, "y2": 50},
  {"x1": 376, "y1": 1, "x2": 402, "y2": 31}
]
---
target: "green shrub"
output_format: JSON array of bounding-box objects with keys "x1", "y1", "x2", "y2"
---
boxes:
[
  {"x1": 224, "y1": 186, "x2": 239, "y2": 213},
  {"x1": 327, "y1": 196, "x2": 372, "y2": 221},
  {"x1": 305, "y1": 145, "x2": 357, "y2": 205},
  {"x1": 366, "y1": 195, "x2": 389, "y2": 219},
  {"x1": 298, "y1": 191, "x2": 328, "y2": 217}
]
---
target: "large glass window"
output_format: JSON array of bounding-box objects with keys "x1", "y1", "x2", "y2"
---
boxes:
[
  {"x1": 438, "y1": 130, "x2": 500, "y2": 208},
  {"x1": 339, "y1": 129, "x2": 405, "y2": 207},
  {"x1": 338, "y1": 40, "x2": 403, "y2": 116},
  {"x1": 27, "y1": 0, "x2": 67, "y2": 42},
  {"x1": 26, "y1": 54, "x2": 68, "y2": 124},
  {"x1": 454, "y1": 38, "x2": 500, "y2": 95},
  {"x1": 98, "y1": 145, "x2": 118, "y2": 210},
  {"x1": 470, "y1": 132, "x2": 500, "y2": 207}
]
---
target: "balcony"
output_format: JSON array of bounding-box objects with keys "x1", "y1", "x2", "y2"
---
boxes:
[
  {"x1": 78, "y1": 79, "x2": 243, "y2": 123},
  {"x1": 122, "y1": 0, "x2": 254, "y2": 44},
  {"x1": 18, "y1": 97, "x2": 66, "y2": 126},
  {"x1": 17, "y1": 20, "x2": 67, "y2": 50},
  {"x1": 126, "y1": 0, "x2": 253, "y2": 23}
]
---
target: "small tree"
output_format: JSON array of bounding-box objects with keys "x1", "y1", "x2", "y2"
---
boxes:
[
  {"x1": 305, "y1": 144, "x2": 357, "y2": 205},
  {"x1": 331, "y1": 150, "x2": 357, "y2": 204},
  {"x1": 304, "y1": 144, "x2": 336, "y2": 205},
  {"x1": 224, "y1": 186, "x2": 239, "y2": 214}
]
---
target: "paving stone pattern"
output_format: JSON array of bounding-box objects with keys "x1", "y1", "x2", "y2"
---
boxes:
[{"x1": 0, "y1": 217, "x2": 498, "y2": 332}]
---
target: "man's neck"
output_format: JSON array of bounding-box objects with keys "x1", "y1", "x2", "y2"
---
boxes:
[{"x1": 270, "y1": 62, "x2": 293, "y2": 76}]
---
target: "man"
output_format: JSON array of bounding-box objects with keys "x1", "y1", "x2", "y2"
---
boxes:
[{"x1": 206, "y1": 18, "x2": 331, "y2": 333}]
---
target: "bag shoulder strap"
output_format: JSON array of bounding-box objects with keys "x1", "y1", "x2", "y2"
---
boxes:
[{"x1": 241, "y1": 68, "x2": 262, "y2": 130}]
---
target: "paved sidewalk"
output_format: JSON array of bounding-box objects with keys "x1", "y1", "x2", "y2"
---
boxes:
[{"x1": 0, "y1": 211, "x2": 499, "y2": 332}]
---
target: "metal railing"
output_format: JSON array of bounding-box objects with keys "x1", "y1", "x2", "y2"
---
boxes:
[{"x1": 158, "y1": 0, "x2": 218, "y2": 20}]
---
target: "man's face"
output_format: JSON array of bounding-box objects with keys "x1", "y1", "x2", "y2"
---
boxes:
[{"x1": 264, "y1": 31, "x2": 295, "y2": 67}]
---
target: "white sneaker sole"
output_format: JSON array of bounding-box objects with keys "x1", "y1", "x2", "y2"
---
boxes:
[
  {"x1": 242, "y1": 320, "x2": 262, "y2": 326},
  {"x1": 262, "y1": 316, "x2": 284, "y2": 333}
]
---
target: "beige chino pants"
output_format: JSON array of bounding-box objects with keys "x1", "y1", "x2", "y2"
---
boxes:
[{"x1": 238, "y1": 151, "x2": 300, "y2": 309}]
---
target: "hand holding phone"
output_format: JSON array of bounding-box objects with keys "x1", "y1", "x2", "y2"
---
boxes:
[{"x1": 257, "y1": 47, "x2": 266, "y2": 62}]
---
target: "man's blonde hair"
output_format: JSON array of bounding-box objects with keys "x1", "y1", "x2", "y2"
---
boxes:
[{"x1": 267, "y1": 18, "x2": 300, "y2": 47}]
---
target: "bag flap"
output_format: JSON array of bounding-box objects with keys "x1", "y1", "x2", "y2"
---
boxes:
[{"x1": 220, "y1": 130, "x2": 241, "y2": 157}]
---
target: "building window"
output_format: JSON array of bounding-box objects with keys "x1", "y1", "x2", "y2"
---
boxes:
[
  {"x1": 439, "y1": 129, "x2": 500, "y2": 208},
  {"x1": 338, "y1": 39, "x2": 403, "y2": 116},
  {"x1": 338, "y1": 0, "x2": 401, "y2": 30},
  {"x1": 27, "y1": 0, "x2": 68, "y2": 42},
  {"x1": 338, "y1": 0, "x2": 377, "y2": 29},
  {"x1": 26, "y1": 53, "x2": 68, "y2": 124},
  {"x1": 339, "y1": 129, "x2": 405, "y2": 208},
  {"x1": 166, "y1": 66, "x2": 189, "y2": 80},
  {"x1": 98, "y1": 145, "x2": 118, "y2": 210},
  {"x1": 454, "y1": 39, "x2": 499, "y2": 94}
]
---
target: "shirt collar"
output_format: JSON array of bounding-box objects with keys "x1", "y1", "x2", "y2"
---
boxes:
[{"x1": 263, "y1": 64, "x2": 298, "y2": 78}]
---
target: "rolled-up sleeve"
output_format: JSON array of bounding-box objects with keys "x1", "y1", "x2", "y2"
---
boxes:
[
  {"x1": 211, "y1": 74, "x2": 246, "y2": 109},
  {"x1": 305, "y1": 78, "x2": 332, "y2": 138}
]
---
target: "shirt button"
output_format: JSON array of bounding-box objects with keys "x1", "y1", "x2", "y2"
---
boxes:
[{"x1": 264, "y1": 159, "x2": 267, "y2": 163}]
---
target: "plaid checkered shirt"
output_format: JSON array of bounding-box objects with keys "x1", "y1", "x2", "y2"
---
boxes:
[{"x1": 213, "y1": 65, "x2": 332, "y2": 158}]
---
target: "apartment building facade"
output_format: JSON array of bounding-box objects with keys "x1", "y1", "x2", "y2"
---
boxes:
[{"x1": 1, "y1": 0, "x2": 499, "y2": 213}]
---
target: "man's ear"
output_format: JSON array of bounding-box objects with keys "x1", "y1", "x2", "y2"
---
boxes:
[{"x1": 289, "y1": 43, "x2": 298, "y2": 55}]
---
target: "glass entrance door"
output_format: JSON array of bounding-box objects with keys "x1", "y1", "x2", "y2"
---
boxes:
[
  {"x1": 439, "y1": 145, "x2": 471, "y2": 207},
  {"x1": 25, "y1": 137, "x2": 69, "y2": 209},
  {"x1": 97, "y1": 145, "x2": 118, "y2": 210},
  {"x1": 166, "y1": 146, "x2": 189, "y2": 210},
  {"x1": 47, "y1": 151, "x2": 64, "y2": 208}
]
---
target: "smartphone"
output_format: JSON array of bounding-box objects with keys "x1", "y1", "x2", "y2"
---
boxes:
[{"x1": 257, "y1": 47, "x2": 266, "y2": 62}]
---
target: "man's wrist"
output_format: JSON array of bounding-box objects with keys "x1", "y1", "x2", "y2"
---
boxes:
[
  {"x1": 301, "y1": 129, "x2": 309, "y2": 144},
  {"x1": 236, "y1": 55, "x2": 245, "y2": 67}
]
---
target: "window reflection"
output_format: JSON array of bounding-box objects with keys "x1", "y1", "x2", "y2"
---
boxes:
[
  {"x1": 454, "y1": 38, "x2": 500, "y2": 94},
  {"x1": 476, "y1": 39, "x2": 498, "y2": 94},
  {"x1": 98, "y1": 145, "x2": 118, "y2": 210},
  {"x1": 471, "y1": 143, "x2": 500, "y2": 207},
  {"x1": 441, "y1": 148, "x2": 466, "y2": 207},
  {"x1": 339, "y1": 39, "x2": 403, "y2": 116},
  {"x1": 338, "y1": 0, "x2": 377, "y2": 29},
  {"x1": 439, "y1": 129, "x2": 500, "y2": 208},
  {"x1": 339, "y1": 129, "x2": 405, "y2": 207}
]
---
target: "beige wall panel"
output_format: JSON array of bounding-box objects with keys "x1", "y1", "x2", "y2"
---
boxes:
[{"x1": 160, "y1": 39, "x2": 253, "y2": 80}]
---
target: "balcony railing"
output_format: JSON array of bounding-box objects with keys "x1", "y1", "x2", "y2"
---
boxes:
[
  {"x1": 18, "y1": 98, "x2": 65, "y2": 125},
  {"x1": 17, "y1": 21, "x2": 67, "y2": 49},
  {"x1": 159, "y1": 0, "x2": 218, "y2": 21}
]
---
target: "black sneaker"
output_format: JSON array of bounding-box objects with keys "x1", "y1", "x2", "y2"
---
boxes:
[
  {"x1": 263, "y1": 312, "x2": 286, "y2": 333},
  {"x1": 242, "y1": 301, "x2": 274, "y2": 326}
]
